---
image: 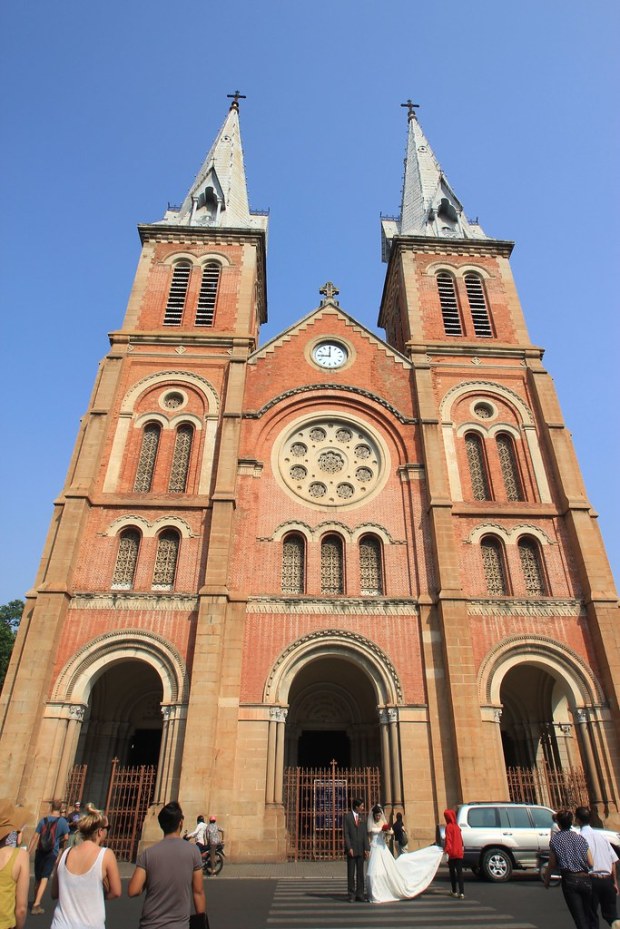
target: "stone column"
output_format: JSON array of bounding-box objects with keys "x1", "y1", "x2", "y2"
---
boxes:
[
  {"x1": 379, "y1": 709, "x2": 393, "y2": 807},
  {"x1": 53, "y1": 704, "x2": 87, "y2": 799},
  {"x1": 575, "y1": 707, "x2": 603, "y2": 802},
  {"x1": 273, "y1": 708, "x2": 288, "y2": 805},
  {"x1": 154, "y1": 704, "x2": 187, "y2": 803},
  {"x1": 387, "y1": 707, "x2": 403, "y2": 808}
]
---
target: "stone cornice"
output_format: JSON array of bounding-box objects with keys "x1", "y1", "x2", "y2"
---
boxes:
[
  {"x1": 244, "y1": 384, "x2": 416, "y2": 424},
  {"x1": 468, "y1": 598, "x2": 584, "y2": 617},
  {"x1": 247, "y1": 597, "x2": 419, "y2": 615},
  {"x1": 390, "y1": 235, "x2": 514, "y2": 258},
  {"x1": 69, "y1": 593, "x2": 199, "y2": 611},
  {"x1": 109, "y1": 332, "x2": 255, "y2": 350},
  {"x1": 138, "y1": 224, "x2": 266, "y2": 247}
]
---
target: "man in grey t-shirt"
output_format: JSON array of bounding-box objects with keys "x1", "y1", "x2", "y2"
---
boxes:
[{"x1": 128, "y1": 801, "x2": 205, "y2": 929}]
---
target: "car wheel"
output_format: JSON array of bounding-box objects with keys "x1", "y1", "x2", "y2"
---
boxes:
[{"x1": 482, "y1": 847, "x2": 513, "y2": 882}]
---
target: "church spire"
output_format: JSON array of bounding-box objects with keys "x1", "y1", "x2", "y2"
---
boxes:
[
  {"x1": 158, "y1": 95, "x2": 267, "y2": 234},
  {"x1": 382, "y1": 102, "x2": 486, "y2": 260}
]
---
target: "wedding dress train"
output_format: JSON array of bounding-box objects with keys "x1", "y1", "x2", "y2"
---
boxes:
[{"x1": 366, "y1": 826, "x2": 443, "y2": 903}]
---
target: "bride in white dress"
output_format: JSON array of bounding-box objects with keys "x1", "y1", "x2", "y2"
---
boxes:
[{"x1": 366, "y1": 805, "x2": 443, "y2": 904}]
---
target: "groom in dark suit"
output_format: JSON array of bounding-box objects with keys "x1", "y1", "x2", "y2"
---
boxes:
[{"x1": 343, "y1": 798, "x2": 369, "y2": 902}]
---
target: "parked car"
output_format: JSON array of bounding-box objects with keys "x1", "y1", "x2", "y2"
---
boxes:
[{"x1": 436, "y1": 802, "x2": 620, "y2": 882}]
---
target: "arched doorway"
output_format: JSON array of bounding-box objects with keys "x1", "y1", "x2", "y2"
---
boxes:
[
  {"x1": 285, "y1": 656, "x2": 381, "y2": 769},
  {"x1": 75, "y1": 659, "x2": 163, "y2": 806}
]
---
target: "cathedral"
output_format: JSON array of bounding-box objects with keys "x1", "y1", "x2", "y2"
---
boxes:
[{"x1": 1, "y1": 97, "x2": 619, "y2": 861}]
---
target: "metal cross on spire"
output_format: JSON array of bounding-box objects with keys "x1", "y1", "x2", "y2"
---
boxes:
[
  {"x1": 319, "y1": 281, "x2": 340, "y2": 305},
  {"x1": 400, "y1": 99, "x2": 420, "y2": 121},
  {"x1": 227, "y1": 90, "x2": 247, "y2": 111}
]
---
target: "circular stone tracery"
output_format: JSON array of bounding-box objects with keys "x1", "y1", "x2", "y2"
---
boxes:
[{"x1": 279, "y1": 418, "x2": 384, "y2": 506}]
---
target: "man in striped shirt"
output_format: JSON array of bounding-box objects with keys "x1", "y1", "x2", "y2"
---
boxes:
[{"x1": 575, "y1": 806, "x2": 620, "y2": 929}]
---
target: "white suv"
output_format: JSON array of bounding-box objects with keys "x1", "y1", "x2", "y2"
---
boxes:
[{"x1": 437, "y1": 802, "x2": 620, "y2": 882}]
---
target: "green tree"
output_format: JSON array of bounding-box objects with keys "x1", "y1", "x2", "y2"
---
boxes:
[{"x1": 0, "y1": 599, "x2": 24, "y2": 691}]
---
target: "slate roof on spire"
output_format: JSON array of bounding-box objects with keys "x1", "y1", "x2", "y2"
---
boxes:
[
  {"x1": 382, "y1": 107, "x2": 487, "y2": 260},
  {"x1": 158, "y1": 102, "x2": 268, "y2": 234}
]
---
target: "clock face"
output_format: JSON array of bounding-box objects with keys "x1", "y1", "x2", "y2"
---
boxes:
[{"x1": 312, "y1": 341, "x2": 348, "y2": 368}]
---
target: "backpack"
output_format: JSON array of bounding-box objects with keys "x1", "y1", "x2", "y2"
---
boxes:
[{"x1": 39, "y1": 817, "x2": 58, "y2": 853}]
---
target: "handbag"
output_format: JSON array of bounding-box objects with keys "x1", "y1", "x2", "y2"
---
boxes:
[{"x1": 189, "y1": 914, "x2": 210, "y2": 929}]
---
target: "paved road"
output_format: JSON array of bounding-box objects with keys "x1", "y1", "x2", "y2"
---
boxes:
[{"x1": 25, "y1": 868, "x2": 580, "y2": 928}]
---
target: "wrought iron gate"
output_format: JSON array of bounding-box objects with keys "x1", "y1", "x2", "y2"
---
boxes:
[
  {"x1": 507, "y1": 762, "x2": 589, "y2": 808},
  {"x1": 284, "y1": 761, "x2": 381, "y2": 860},
  {"x1": 104, "y1": 757, "x2": 157, "y2": 861},
  {"x1": 65, "y1": 764, "x2": 88, "y2": 808}
]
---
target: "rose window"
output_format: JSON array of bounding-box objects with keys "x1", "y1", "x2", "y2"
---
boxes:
[{"x1": 278, "y1": 418, "x2": 384, "y2": 506}]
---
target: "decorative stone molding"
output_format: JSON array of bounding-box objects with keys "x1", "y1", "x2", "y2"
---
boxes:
[
  {"x1": 268, "y1": 706, "x2": 288, "y2": 723},
  {"x1": 69, "y1": 594, "x2": 199, "y2": 612},
  {"x1": 264, "y1": 521, "x2": 399, "y2": 544},
  {"x1": 245, "y1": 384, "x2": 416, "y2": 424},
  {"x1": 468, "y1": 598, "x2": 583, "y2": 617},
  {"x1": 247, "y1": 597, "x2": 418, "y2": 616},
  {"x1": 574, "y1": 708, "x2": 589, "y2": 724},
  {"x1": 466, "y1": 524, "x2": 554, "y2": 546},
  {"x1": 265, "y1": 628, "x2": 403, "y2": 704},
  {"x1": 120, "y1": 370, "x2": 220, "y2": 416},
  {"x1": 379, "y1": 707, "x2": 399, "y2": 724},
  {"x1": 440, "y1": 380, "x2": 534, "y2": 426},
  {"x1": 161, "y1": 704, "x2": 187, "y2": 722},
  {"x1": 493, "y1": 708, "x2": 503, "y2": 723},
  {"x1": 44, "y1": 702, "x2": 88, "y2": 721}
]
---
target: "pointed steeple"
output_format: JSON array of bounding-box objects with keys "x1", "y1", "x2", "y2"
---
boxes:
[
  {"x1": 158, "y1": 96, "x2": 268, "y2": 234},
  {"x1": 382, "y1": 103, "x2": 486, "y2": 260}
]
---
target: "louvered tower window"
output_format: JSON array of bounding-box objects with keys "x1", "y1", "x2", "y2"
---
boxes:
[
  {"x1": 168, "y1": 424, "x2": 193, "y2": 493},
  {"x1": 465, "y1": 432, "x2": 491, "y2": 500},
  {"x1": 436, "y1": 272, "x2": 463, "y2": 336},
  {"x1": 163, "y1": 262, "x2": 191, "y2": 325},
  {"x1": 321, "y1": 534, "x2": 344, "y2": 595},
  {"x1": 481, "y1": 537, "x2": 508, "y2": 595},
  {"x1": 195, "y1": 262, "x2": 221, "y2": 326},
  {"x1": 134, "y1": 423, "x2": 161, "y2": 492},
  {"x1": 152, "y1": 529, "x2": 180, "y2": 589},
  {"x1": 360, "y1": 535, "x2": 383, "y2": 595},
  {"x1": 518, "y1": 538, "x2": 546, "y2": 595},
  {"x1": 464, "y1": 273, "x2": 493, "y2": 337},
  {"x1": 497, "y1": 433, "x2": 523, "y2": 501},
  {"x1": 282, "y1": 534, "x2": 305, "y2": 594},
  {"x1": 111, "y1": 529, "x2": 140, "y2": 589}
]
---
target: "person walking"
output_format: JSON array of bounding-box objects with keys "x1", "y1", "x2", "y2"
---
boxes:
[
  {"x1": 205, "y1": 817, "x2": 220, "y2": 876},
  {"x1": 28, "y1": 799, "x2": 70, "y2": 915},
  {"x1": 575, "y1": 805, "x2": 620, "y2": 929},
  {"x1": 65, "y1": 803, "x2": 82, "y2": 848},
  {"x1": 128, "y1": 801, "x2": 206, "y2": 929},
  {"x1": 443, "y1": 809, "x2": 465, "y2": 899},
  {"x1": 0, "y1": 801, "x2": 31, "y2": 929},
  {"x1": 49, "y1": 803, "x2": 121, "y2": 928},
  {"x1": 343, "y1": 798, "x2": 369, "y2": 902},
  {"x1": 391, "y1": 813, "x2": 408, "y2": 857},
  {"x1": 544, "y1": 808, "x2": 594, "y2": 929}
]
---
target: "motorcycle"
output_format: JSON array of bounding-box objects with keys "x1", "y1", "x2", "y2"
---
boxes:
[
  {"x1": 183, "y1": 835, "x2": 226, "y2": 875},
  {"x1": 537, "y1": 851, "x2": 561, "y2": 887}
]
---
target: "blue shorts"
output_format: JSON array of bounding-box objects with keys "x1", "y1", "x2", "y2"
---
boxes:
[{"x1": 34, "y1": 850, "x2": 57, "y2": 880}]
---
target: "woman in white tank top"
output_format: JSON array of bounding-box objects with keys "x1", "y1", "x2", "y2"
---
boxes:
[{"x1": 50, "y1": 803, "x2": 121, "y2": 929}]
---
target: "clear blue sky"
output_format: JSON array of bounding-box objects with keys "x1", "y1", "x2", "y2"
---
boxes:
[{"x1": 1, "y1": 0, "x2": 618, "y2": 603}]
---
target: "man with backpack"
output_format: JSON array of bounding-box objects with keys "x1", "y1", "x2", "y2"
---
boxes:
[{"x1": 27, "y1": 798, "x2": 69, "y2": 915}]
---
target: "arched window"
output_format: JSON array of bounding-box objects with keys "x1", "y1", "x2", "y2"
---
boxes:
[
  {"x1": 195, "y1": 262, "x2": 221, "y2": 326},
  {"x1": 168, "y1": 424, "x2": 193, "y2": 493},
  {"x1": 464, "y1": 273, "x2": 493, "y2": 337},
  {"x1": 134, "y1": 423, "x2": 161, "y2": 492},
  {"x1": 152, "y1": 529, "x2": 180, "y2": 590},
  {"x1": 111, "y1": 528, "x2": 140, "y2": 589},
  {"x1": 436, "y1": 272, "x2": 463, "y2": 336},
  {"x1": 163, "y1": 262, "x2": 191, "y2": 325},
  {"x1": 359, "y1": 535, "x2": 383, "y2": 595},
  {"x1": 321, "y1": 534, "x2": 344, "y2": 595},
  {"x1": 497, "y1": 433, "x2": 523, "y2": 501},
  {"x1": 481, "y1": 537, "x2": 508, "y2": 595},
  {"x1": 282, "y1": 533, "x2": 305, "y2": 594},
  {"x1": 465, "y1": 432, "x2": 491, "y2": 500},
  {"x1": 518, "y1": 537, "x2": 546, "y2": 595}
]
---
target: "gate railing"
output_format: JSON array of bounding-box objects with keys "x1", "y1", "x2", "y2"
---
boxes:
[
  {"x1": 104, "y1": 757, "x2": 157, "y2": 861},
  {"x1": 507, "y1": 762, "x2": 589, "y2": 809},
  {"x1": 284, "y1": 761, "x2": 381, "y2": 860},
  {"x1": 65, "y1": 764, "x2": 88, "y2": 808}
]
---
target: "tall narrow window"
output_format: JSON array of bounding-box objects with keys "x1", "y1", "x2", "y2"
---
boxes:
[
  {"x1": 465, "y1": 432, "x2": 491, "y2": 500},
  {"x1": 481, "y1": 537, "x2": 508, "y2": 595},
  {"x1": 518, "y1": 538, "x2": 546, "y2": 595},
  {"x1": 168, "y1": 424, "x2": 193, "y2": 493},
  {"x1": 152, "y1": 529, "x2": 179, "y2": 589},
  {"x1": 436, "y1": 272, "x2": 463, "y2": 336},
  {"x1": 163, "y1": 262, "x2": 191, "y2": 325},
  {"x1": 282, "y1": 533, "x2": 305, "y2": 594},
  {"x1": 497, "y1": 433, "x2": 523, "y2": 501},
  {"x1": 195, "y1": 262, "x2": 221, "y2": 326},
  {"x1": 464, "y1": 273, "x2": 493, "y2": 337},
  {"x1": 111, "y1": 528, "x2": 140, "y2": 589},
  {"x1": 360, "y1": 535, "x2": 383, "y2": 595},
  {"x1": 321, "y1": 534, "x2": 344, "y2": 595},
  {"x1": 134, "y1": 423, "x2": 161, "y2": 492}
]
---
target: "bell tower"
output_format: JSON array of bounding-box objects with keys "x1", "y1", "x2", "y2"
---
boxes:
[{"x1": 379, "y1": 103, "x2": 620, "y2": 807}]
